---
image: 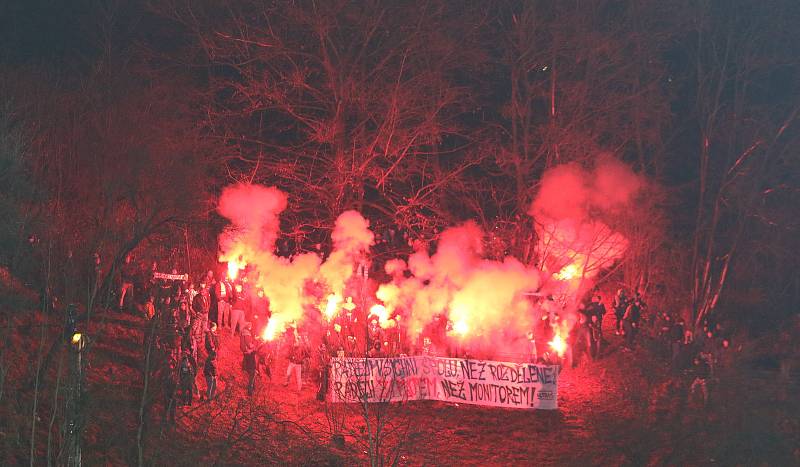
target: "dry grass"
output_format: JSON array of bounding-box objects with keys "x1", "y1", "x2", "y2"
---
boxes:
[{"x1": 2, "y1": 305, "x2": 798, "y2": 466}]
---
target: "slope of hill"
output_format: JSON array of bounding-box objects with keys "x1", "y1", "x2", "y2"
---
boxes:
[{"x1": 1, "y1": 295, "x2": 798, "y2": 465}]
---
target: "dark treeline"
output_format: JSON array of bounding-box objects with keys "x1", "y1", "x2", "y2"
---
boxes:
[{"x1": 0, "y1": 0, "x2": 798, "y2": 332}]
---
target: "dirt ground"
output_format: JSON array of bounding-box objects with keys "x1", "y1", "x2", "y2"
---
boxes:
[{"x1": 3, "y1": 307, "x2": 799, "y2": 466}]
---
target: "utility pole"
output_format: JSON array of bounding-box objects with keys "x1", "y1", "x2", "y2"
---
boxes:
[
  {"x1": 184, "y1": 225, "x2": 192, "y2": 279},
  {"x1": 64, "y1": 304, "x2": 85, "y2": 467}
]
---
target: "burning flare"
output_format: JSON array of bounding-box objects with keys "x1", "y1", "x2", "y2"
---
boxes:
[
  {"x1": 548, "y1": 334, "x2": 567, "y2": 357},
  {"x1": 452, "y1": 320, "x2": 469, "y2": 336},
  {"x1": 548, "y1": 320, "x2": 570, "y2": 358},
  {"x1": 261, "y1": 319, "x2": 280, "y2": 341},
  {"x1": 555, "y1": 263, "x2": 580, "y2": 281},
  {"x1": 215, "y1": 154, "x2": 646, "y2": 361},
  {"x1": 369, "y1": 304, "x2": 396, "y2": 328},
  {"x1": 322, "y1": 293, "x2": 342, "y2": 321},
  {"x1": 228, "y1": 259, "x2": 244, "y2": 280}
]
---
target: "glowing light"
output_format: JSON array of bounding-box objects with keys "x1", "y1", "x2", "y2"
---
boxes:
[
  {"x1": 227, "y1": 259, "x2": 244, "y2": 280},
  {"x1": 555, "y1": 263, "x2": 580, "y2": 281},
  {"x1": 370, "y1": 304, "x2": 387, "y2": 320},
  {"x1": 548, "y1": 334, "x2": 567, "y2": 357},
  {"x1": 208, "y1": 158, "x2": 643, "y2": 363},
  {"x1": 322, "y1": 293, "x2": 342, "y2": 321},
  {"x1": 453, "y1": 320, "x2": 469, "y2": 336},
  {"x1": 367, "y1": 304, "x2": 391, "y2": 329},
  {"x1": 71, "y1": 333, "x2": 82, "y2": 345},
  {"x1": 368, "y1": 303, "x2": 397, "y2": 329},
  {"x1": 261, "y1": 319, "x2": 279, "y2": 341}
]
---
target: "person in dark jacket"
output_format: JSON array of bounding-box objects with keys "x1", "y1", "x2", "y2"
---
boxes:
[
  {"x1": 203, "y1": 320, "x2": 220, "y2": 402},
  {"x1": 162, "y1": 362, "x2": 178, "y2": 426},
  {"x1": 576, "y1": 302, "x2": 595, "y2": 363},
  {"x1": 193, "y1": 286, "x2": 211, "y2": 328},
  {"x1": 590, "y1": 294, "x2": 606, "y2": 341},
  {"x1": 612, "y1": 288, "x2": 628, "y2": 335},
  {"x1": 623, "y1": 296, "x2": 642, "y2": 347},
  {"x1": 204, "y1": 270, "x2": 218, "y2": 327},
  {"x1": 205, "y1": 322, "x2": 220, "y2": 357},
  {"x1": 669, "y1": 318, "x2": 685, "y2": 367},
  {"x1": 240, "y1": 323, "x2": 257, "y2": 395},
  {"x1": 177, "y1": 300, "x2": 191, "y2": 337},
  {"x1": 177, "y1": 349, "x2": 197, "y2": 406},
  {"x1": 256, "y1": 339, "x2": 273, "y2": 382},
  {"x1": 204, "y1": 354, "x2": 217, "y2": 401}
]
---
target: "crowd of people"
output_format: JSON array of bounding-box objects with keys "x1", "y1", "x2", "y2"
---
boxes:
[
  {"x1": 600, "y1": 286, "x2": 735, "y2": 407},
  {"x1": 124, "y1": 261, "x2": 362, "y2": 425},
  {"x1": 652, "y1": 311, "x2": 734, "y2": 407},
  {"x1": 559, "y1": 285, "x2": 732, "y2": 409},
  {"x1": 114, "y1": 258, "x2": 270, "y2": 425},
  {"x1": 113, "y1": 251, "x2": 734, "y2": 424}
]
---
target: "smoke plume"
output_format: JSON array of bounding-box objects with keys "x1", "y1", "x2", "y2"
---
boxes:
[
  {"x1": 215, "y1": 155, "x2": 645, "y2": 358},
  {"x1": 319, "y1": 210, "x2": 375, "y2": 297},
  {"x1": 530, "y1": 154, "x2": 643, "y2": 288}
]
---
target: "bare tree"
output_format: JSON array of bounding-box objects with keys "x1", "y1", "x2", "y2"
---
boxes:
[
  {"x1": 687, "y1": 0, "x2": 800, "y2": 328},
  {"x1": 325, "y1": 288, "x2": 415, "y2": 467},
  {"x1": 156, "y1": 0, "x2": 489, "y2": 243},
  {"x1": 476, "y1": 0, "x2": 677, "y2": 265}
]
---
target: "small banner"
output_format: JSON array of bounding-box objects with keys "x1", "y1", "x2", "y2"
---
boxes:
[
  {"x1": 152, "y1": 272, "x2": 189, "y2": 281},
  {"x1": 329, "y1": 356, "x2": 558, "y2": 410}
]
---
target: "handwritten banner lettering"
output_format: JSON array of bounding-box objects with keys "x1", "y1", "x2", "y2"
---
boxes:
[{"x1": 329, "y1": 356, "x2": 558, "y2": 410}]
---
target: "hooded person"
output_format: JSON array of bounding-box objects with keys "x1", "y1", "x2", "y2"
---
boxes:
[
  {"x1": 577, "y1": 300, "x2": 595, "y2": 354},
  {"x1": 240, "y1": 322, "x2": 257, "y2": 395},
  {"x1": 315, "y1": 341, "x2": 331, "y2": 401},
  {"x1": 256, "y1": 341, "x2": 273, "y2": 383},
  {"x1": 669, "y1": 318, "x2": 685, "y2": 367},
  {"x1": 177, "y1": 348, "x2": 197, "y2": 406}
]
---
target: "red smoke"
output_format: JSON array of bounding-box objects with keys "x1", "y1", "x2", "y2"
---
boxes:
[
  {"x1": 215, "y1": 155, "x2": 644, "y2": 360},
  {"x1": 531, "y1": 155, "x2": 643, "y2": 290},
  {"x1": 218, "y1": 183, "x2": 287, "y2": 255},
  {"x1": 319, "y1": 210, "x2": 374, "y2": 298}
]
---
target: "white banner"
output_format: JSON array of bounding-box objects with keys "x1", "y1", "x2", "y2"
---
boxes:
[
  {"x1": 329, "y1": 356, "x2": 559, "y2": 410},
  {"x1": 153, "y1": 272, "x2": 189, "y2": 281}
]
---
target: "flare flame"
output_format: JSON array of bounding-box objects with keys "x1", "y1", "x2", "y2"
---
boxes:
[{"x1": 216, "y1": 155, "x2": 645, "y2": 360}]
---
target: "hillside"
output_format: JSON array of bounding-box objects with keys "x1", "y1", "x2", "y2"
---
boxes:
[{"x1": 3, "y1": 296, "x2": 797, "y2": 465}]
